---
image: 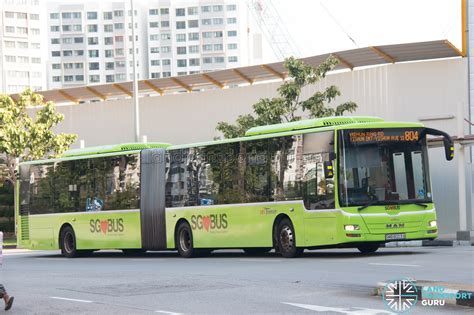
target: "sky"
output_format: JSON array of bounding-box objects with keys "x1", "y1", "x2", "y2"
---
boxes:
[{"x1": 274, "y1": 0, "x2": 461, "y2": 58}]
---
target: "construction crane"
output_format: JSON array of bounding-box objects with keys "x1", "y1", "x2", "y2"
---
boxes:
[{"x1": 247, "y1": 0, "x2": 301, "y2": 60}]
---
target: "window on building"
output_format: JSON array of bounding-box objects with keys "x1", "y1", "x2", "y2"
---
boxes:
[
  {"x1": 64, "y1": 75, "x2": 73, "y2": 82},
  {"x1": 88, "y1": 50, "x2": 99, "y2": 58},
  {"x1": 228, "y1": 56, "x2": 238, "y2": 62},
  {"x1": 114, "y1": 23, "x2": 124, "y2": 30},
  {"x1": 16, "y1": 12, "x2": 27, "y2": 19},
  {"x1": 63, "y1": 51, "x2": 72, "y2": 57},
  {"x1": 177, "y1": 46, "x2": 186, "y2": 54},
  {"x1": 5, "y1": 26, "x2": 15, "y2": 33},
  {"x1": 176, "y1": 21, "x2": 185, "y2": 29},
  {"x1": 188, "y1": 20, "x2": 198, "y2": 28},
  {"x1": 51, "y1": 51, "x2": 60, "y2": 57},
  {"x1": 227, "y1": 4, "x2": 237, "y2": 11},
  {"x1": 214, "y1": 31, "x2": 223, "y2": 38},
  {"x1": 31, "y1": 57, "x2": 41, "y2": 64},
  {"x1": 17, "y1": 42, "x2": 28, "y2": 48},
  {"x1": 228, "y1": 43, "x2": 237, "y2": 49},
  {"x1": 104, "y1": 24, "x2": 113, "y2": 32},
  {"x1": 30, "y1": 14, "x2": 40, "y2": 20},
  {"x1": 228, "y1": 30, "x2": 237, "y2": 37},
  {"x1": 189, "y1": 58, "x2": 200, "y2": 66},
  {"x1": 151, "y1": 60, "x2": 160, "y2": 66},
  {"x1": 52, "y1": 63, "x2": 61, "y2": 70},
  {"x1": 161, "y1": 46, "x2": 171, "y2": 53},
  {"x1": 75, "y1": 75, "x2": 84, "y2": 81},
  {"x1": 115, "y1": 35, "x2": 124, "y2": 42},
  {"x1": 214, "y1": 44, "x2": 223, "y2": 51},
  {"x1": 115, "y1": 61, "x2": 126, "y2": 67},
  {"x1": 115, "y1": 74, "x2": 126, "y2": 81},
  {"x1": 162, "y1": 59, "x2": 171, "y2": 66},
  {"x1": 105, "y1": 49, "x2": 114, "y2": 57},
  {"x1": 176, "y1": 8, "x2": 185, "y2": 16},
  {"x1": 188, "y1": 32, "x2": 199, "y2": 41},
  {"x1": 162, "y1": 72, "x2": 171, "y2": 77},
  {"x1": 201, "y1": 6, "x2": 211, "y2": 13},
  {"x1": 151, "y1": 72, "x2": 161, "y2": 79},
  {"x1": 113, "y1": 10, "x2": 124, "y2": 17},
  {"x1": 150, "y1": 34, "x2": 159, "y2": 41},
  {"x1": 115, "y1": 48, "x2": 124, "y2": 56},
  {"x1": 75, "y1": 63, "x2": 83, "y2": 69},
  {"x1": 161, "y1": 21, "x2": 170, "y2": 28},
  {"x1": 89, "y1": 62, "x2": 99, "y2": 70},
  {"x1": 73, "y1": 25, "x2": 82, "y2": 32},
  {"x1": 202, "y1": 19, "x2": 211, "y2": 26},
  {"x1": 62, "y1": 37, "x2": 73, "y2": 44},
  {"x1": 213, "y1": 18, "x2": 223, "y2": 25},
  {"x1": 227, "y1": 17, "x2": 237, "y2": 24},
  {"x1": 30, "y1": 28, "x2": 40, "y2": 35},
  {"x1": 150, "y1": 47, "x2": 160, "y2": 53},
  {"x1": 72, "y1": 12, "x2": 81, "y2": 19},
  {"x1": 161, "y1": 8, "x2": 169, "y2": 15},
  {"x1": 74, "y1": 37, "x2": 84, "y2": 43},
  {"x1": 17, "y1": 27, "x2": 27, "y2": 34},
  {"x1": 89, "y1": 75, "x2": 100, "y2": 83},
  {"x1": 88, "y1": 37, "x2": 98, "y2": 45},
  {"x1": 103, "y1": 12, "x2": 112, "y2": 20},
  {"x1": 51, "y1": 38, "x2": 60, "y2": 44},
  {"x1": 149, "y1": 9, "x2": 159, "y2": 15},
  {"x1": 213, "y1": 5, "x2": 223, "y2": 12},
  {"x1": 84, "y1": 11, "x2": 96, "y2": 20},
  {"x1": 4, "y1": 41, "x2": 15, "y2": 48},
  {"x1": 50, "y1": 25, "x2": 59, "y2": 32},
  {"x1": 176, "y1": 34, "x2": 186, "y2": 42},
  {"x1": 203, "y1": 44, "x2": 212, "y2": 52},
  {"x1": 203, "y1": 57, "x2": 212, "y2": 64},
  {"x1": 214, "y1": 56, "x2": 224, "y2": 63},
  {"x1": 189, "y1": 45, "x2": 199, "y2": 53},
  {"x1": 62, "y1": 12, "x2": 71, "y2": 19},
  {"x1": 150, "y1": 22, "x2": 159, "y2": 28},
  {"x1": 17, "y1": 56, "x2": 28, "y2": 63},
  {"x1": 203, "y1": 31, "x2": 212, "y2": 38},
  {"x1": 52, "y1": 76, "x2": 61, "y2": 82},
  {"x1": 74, "y1": 50, "x2": 84, "y2": 56},
  {"x1": 106, "y1": 75, "x2": 115, "y2": 83},
  {"x1": 104, "y1": 37, "x2": 113, "y2": 45},
  {"x1": 50, "y1": 13, "x2": 59, "y2": 19},
  {"x1": 161, "y1": 33, "x2": 171, "y2": 40},
  {"x1": 5, "y1": 56, "x2": 16, "y2": 62},
  {"x1": 105, "y1": 62, "x2": 114, "y2": 70}
]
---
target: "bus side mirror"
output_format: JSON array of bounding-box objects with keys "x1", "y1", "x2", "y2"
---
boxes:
[
  {"x1": 422, "y1": 128, "x2": 454, "y2": 161},
  {"x1": 329, "y1": 152, "x2": 336, "y2": 161},
  {"x1": 324, "y1": 161, "x2": 334, "y2": 178}
]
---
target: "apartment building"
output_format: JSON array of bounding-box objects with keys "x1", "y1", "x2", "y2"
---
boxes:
[
  {"x1": 46, "y1": 1, "x2": 148, "y2": 89},
  {"x1": 0, "y1": 0, "x2": 46, "y2": 94},
  {"x1": 146, "y1": 0, "x2": 254, "y2": 78}
]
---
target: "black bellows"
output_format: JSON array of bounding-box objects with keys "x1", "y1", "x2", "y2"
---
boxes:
[{"x1": 140, "y1": 148, "x2": 167, "y2": 250}]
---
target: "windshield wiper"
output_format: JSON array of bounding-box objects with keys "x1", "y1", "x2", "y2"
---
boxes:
[
  {"x1": 357, "y1": 200, "x2": 380, "y2": 211},
  {"x1": 414, "y1": 202, "x2": 428, "y2": 208}
]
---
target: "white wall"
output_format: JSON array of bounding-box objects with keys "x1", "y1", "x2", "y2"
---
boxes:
[{"x1": 38, "y1": 57, "x2": 470, "y2": 234}]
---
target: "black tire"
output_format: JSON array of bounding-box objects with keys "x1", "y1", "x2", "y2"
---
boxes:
[
  {"x1": 176, "y1": 222, "x2": 195, "y2": 258},
  {"x1": 243, "y1": 248, "x2": 272, "y2": 256},
  {"x1": 60, "y1": 226, "x2": 79, "y2": 258},
  {"x1": 122, "y1": 249, "x2": 147, "y2": 256},
  {"x1": 275, "y1": 218, "x2": 303, "y2": 258},
  {"x1": 357, "y1": 243, "x2": 380, "y2": 254}
]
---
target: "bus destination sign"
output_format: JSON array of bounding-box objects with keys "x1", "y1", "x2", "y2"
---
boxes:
[{"x1": 348, "y1": 129, "x2": 421, "y2": 145}]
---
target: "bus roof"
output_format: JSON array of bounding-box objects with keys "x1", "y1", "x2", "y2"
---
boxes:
[{"x1": 20, "y1": 117, "x2": 425, "y2": 165}]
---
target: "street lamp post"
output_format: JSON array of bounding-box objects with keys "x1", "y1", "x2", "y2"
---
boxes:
[{"x1": 130, "y1": 0, "x2": 140, "y2": 143}]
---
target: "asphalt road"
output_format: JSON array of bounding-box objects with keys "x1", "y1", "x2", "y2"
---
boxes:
[{"x1": 0, "y1": 246, "x2": 473, "y2": 314}]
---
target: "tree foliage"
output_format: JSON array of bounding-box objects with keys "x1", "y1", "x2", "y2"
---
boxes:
[
  {"x1": 217, "y1": 55, "x2": 357, "y2": 138},
  {"x1": 0, "y1": 89, "x2": 77, "y2": 185}
]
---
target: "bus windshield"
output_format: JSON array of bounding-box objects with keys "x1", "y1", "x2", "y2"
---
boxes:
[{"x1": 339, "y1": 128, "x2": 432, "y2": 207}]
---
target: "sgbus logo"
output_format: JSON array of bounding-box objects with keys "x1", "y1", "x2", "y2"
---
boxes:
[
  {"x1": 191, "y1": 214, "x2": 228, "y2": 232},
  {"x1": 90, "y1": 218, "x2": 124, "y2": 234}
]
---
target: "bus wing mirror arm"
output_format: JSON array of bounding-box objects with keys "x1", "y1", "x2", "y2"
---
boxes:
[{"x1": 422, "y1": 127, "x2": 454, "y2": 161}]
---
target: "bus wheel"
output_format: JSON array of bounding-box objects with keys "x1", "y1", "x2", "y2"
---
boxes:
[
  {"x1": 357, "y1": 243, "x2": 380, "y2": 254},
  {"x1": 60, "y1": 226, "x2": 78, "y2": 258},
  {"x1": 276, "y1": 218, "x2": 303, "y2": 258},
  {"x1": 122, "y1": 249, "x2": 147, "y2": 256},
  {"x1": 176, "y1": 222, "x2": 195, "y2": 258},
  {"x1": 243, "y1": 248, "x2": 271, "y2": 256}
]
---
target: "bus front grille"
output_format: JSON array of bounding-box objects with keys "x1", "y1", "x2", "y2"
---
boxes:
[{"x1": 19, "y1": 205, "x2": 30, "y2": 241}]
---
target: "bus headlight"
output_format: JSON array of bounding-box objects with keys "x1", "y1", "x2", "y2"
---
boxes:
[
  {"x1": 428, "y1": 220, "x2": 437, "y2": 228},
  {"x1": 344, "y1": 225, "x2": 360, "y2": 231}
]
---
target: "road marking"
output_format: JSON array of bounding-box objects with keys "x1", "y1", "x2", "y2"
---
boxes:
[
  {"x1": 155, "y1": 310, "x2": 182, "y2": 315},
  {"x1": 239, "y1": 259, "x2": 282, "y2": 262},
  {"x1": 369, "y1": 263, "x2": 420, "y2": 267},
  {"x1": 50, "y1": 296, "x2": 93, "y2": 303},
  {"x1": 282, "y1": 302, "x2": 394, "y2": 314}
]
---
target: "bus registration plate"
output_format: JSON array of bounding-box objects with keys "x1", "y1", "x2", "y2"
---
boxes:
[{"x1": 385, "y1": 233, "x2": 406, "y2": 241}]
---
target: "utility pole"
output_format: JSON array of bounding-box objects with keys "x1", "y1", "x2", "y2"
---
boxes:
[{"x1": 130, "y1": 0, "x2": 140, "y2": 142}]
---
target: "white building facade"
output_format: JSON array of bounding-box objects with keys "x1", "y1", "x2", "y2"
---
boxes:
[
  {"x1": 46, "y1": 1, "x2": 148, "y2": 89},
  {"x1": 0, "y1": 0, "x2": 46, "y2": 94}
]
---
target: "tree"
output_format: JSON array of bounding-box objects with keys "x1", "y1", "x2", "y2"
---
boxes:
[
  {"x1": 216, "y1": 55, "x2": 357, "y2": 139},
  {"x1": 0, "y1": 89, "x2": 77, "y2": 187}
]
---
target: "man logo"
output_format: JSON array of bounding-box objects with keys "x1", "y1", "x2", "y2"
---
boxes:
[
  {"x1": 382, "y1": 279, "x2": 418, "y2": 313},
  {"x1": 386, "y1": 223, "x2": 405, "y2": 228}
]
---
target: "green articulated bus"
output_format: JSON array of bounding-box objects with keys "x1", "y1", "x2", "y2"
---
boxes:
[{"x1": 16, "y1": 116, "x2": 454, "y2": 258}]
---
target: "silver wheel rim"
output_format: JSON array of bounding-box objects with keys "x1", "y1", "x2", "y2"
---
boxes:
[
  {"x1": 279, "y1": 225, "x2": 294, "y2": 252},
  {"x1": 179, "y1": 229, "x2": 191, "y2": 252},
  {"x1": 64, "y1": 232, "x2": 74, "y2": 253}
]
